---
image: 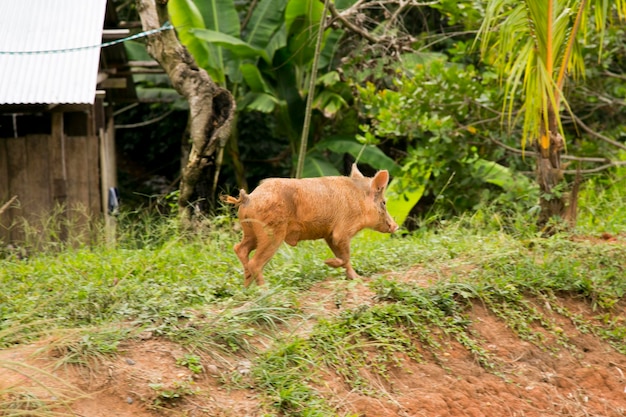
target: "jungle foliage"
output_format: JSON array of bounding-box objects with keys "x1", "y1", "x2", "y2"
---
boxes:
[{"x1": 114, "y1": 0, "x2": 626, "y2": 225}]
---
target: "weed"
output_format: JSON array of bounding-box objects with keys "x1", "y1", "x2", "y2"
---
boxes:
[
  {"x1": 176, "y1": 353, "x2": 204, "y2": 374},
  {"x1": 149, "y1": 379, "x2": 197, "y2": 407},
  {"x1": 253, "y1": 338, "x2": 334, "y2": 416}
]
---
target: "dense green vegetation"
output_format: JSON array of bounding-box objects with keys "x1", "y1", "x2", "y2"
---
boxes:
[{"x1": 115, "y1": 0, "x2": 626, "y2": 224}]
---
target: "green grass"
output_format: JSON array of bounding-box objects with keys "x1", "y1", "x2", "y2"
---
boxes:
[{"x1": 2, "y1": 177, "x2": 626, "y2": 415}]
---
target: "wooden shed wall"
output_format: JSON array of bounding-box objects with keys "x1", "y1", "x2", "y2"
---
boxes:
[{"x1": 0, "y1": 133, "x2": 101, "y2": 244}]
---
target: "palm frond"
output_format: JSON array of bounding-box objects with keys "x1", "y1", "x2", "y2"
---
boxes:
[
  {"x1": 477, "y1": 0, "x2": 626, "y2": 149},
  {"x1": 556, "y1": 1, "x2": 586, "y2": 91}
]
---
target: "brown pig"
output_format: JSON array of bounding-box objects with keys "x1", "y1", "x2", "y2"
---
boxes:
[{"x1": 223, "y1": 164, "x2": 398, "y2": 287}]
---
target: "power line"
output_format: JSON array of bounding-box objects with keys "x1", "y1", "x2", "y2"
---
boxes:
[{"x1": 0, "y1": 21, "x2": 173, "y2": 55}]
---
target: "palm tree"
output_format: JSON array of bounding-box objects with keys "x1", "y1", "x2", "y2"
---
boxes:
[{"x1": 478, "y1": 0, "x2": 626, "y2": 228}]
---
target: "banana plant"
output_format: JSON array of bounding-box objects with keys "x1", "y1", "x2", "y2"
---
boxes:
[
  {"x1": 168, "y1": 0, "x2": 337, "y2": 110},
  {"x1": 168, "y1": 0, "x2": 364, "y2": 182}
]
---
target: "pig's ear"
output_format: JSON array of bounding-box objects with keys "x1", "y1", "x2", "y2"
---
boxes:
[
  {"x1": 350, "y1": 164, "x2": 365, "y2": 179},
  {"x1": 371, "y1": 170, "x2": 390, "y2": 193}
]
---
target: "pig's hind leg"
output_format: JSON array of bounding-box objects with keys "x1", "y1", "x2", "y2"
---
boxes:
[
  {"x1": 234, "y1": 221, "x2": 257, "y2": 287},
  {"x1": 246, "y1": 224, "x2": 286, "y2": 286}
]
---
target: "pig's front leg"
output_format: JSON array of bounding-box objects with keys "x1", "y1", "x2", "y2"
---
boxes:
[{"x1": 324, "y1": 236, "x2": 359, "y2": 279}]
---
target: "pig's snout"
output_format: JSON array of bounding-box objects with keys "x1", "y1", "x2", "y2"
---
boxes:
[{"x1": 383, "y1": 215, "x2": 399, "y2": 233}]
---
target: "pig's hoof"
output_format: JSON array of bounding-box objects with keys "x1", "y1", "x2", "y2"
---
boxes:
[
  {"x1": 345, "y1": 269, "x2": 361, "y2": 280},
  {"x1": 324, "y1": 258, "x2": 344, "y2": 268}
]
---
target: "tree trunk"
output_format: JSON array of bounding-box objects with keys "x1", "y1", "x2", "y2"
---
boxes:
[
  {"x1": 227, "y1": 114, "x2": 249, "y2": 192},
  {"x1": 136, "y1": 0, "x2": 236, "y2": 223},
  {"x1": 535, "y1": 108, "x2": 566, "y2": 230}
]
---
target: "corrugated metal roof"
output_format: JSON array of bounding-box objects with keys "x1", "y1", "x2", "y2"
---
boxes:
[{"x1": 0, "y1": 0, "x2": 108, "y2": 105}]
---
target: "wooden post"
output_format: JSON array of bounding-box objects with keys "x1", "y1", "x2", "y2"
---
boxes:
[
  {"x1": 50, "y1": 111, "x2": 68, "y2": 241},
  {"x1": 99, "y1": 116, "x2": 117, "y2": 246}
]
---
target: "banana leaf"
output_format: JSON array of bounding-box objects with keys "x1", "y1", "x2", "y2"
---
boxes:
[
  {"x1": 314, "y1": 137, "x2": 400, "y2": 174},
  {"x1": 168, "y1": 0, "x2": 212, "y2": 74},
  {"x1": 190, "y1": 29, "x2": 271, "y2": 63}
]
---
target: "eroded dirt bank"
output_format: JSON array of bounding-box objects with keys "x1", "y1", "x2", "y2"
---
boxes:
[{"x1": 1, "y1": 282, "x2": 625, "y2": 417}]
